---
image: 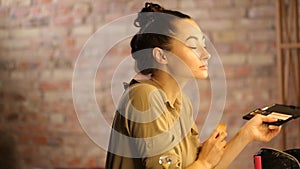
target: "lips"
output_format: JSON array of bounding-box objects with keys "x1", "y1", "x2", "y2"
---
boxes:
[{"x1": 199, "y1": 65, "x2": 208, "y2": 70}]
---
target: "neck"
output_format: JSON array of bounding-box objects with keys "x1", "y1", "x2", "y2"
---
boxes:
[{"x1": 151, "y1": 70, "x2": 189, "y2": 104}]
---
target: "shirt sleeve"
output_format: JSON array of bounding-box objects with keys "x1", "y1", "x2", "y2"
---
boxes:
[{"x1": 124, "y1": 83, "x2": 183, "y2": 168}]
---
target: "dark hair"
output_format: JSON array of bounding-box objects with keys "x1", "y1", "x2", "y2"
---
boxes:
[{"x1": 130, "y1": 2, "x2": 191, "y2": 75}]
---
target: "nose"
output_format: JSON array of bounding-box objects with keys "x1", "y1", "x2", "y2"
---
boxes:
[{"x1": 199, "y1": 46, "x2": 211, "y2": 61}]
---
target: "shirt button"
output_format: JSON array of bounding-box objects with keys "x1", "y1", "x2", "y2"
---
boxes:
[
  {"x1": 176, "y1": 162, "x2": 181, "y2": 168},
  {"x1": 146, "y1": 141, "x2": 152, "y2": 149},
  {"x1": 171, "y1": 135, "x2": 175, "y2": 142}
]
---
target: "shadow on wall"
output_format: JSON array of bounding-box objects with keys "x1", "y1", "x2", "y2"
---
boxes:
[
  {"x1": 0, "y1": 131, "x2": 105, "y2": 169},
  {"x1": 0, "y1": 132, "x2": 21, "y2": 169}
]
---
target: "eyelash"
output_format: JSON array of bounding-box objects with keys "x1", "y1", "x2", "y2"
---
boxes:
[
  {"x1": 188, "y1": 46, "x2": 207, "y2": 50},
  {"x1": 188, "y1": 46, "x2": 197, "y2": 49}
]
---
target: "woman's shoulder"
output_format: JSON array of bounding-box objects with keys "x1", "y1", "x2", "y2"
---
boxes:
[
  {"x1": 127, "y1": 79, "x2": 167, "y2": 103},
  {"x1": 128, "y1": 79, "x2": 158, "y2": 93}
]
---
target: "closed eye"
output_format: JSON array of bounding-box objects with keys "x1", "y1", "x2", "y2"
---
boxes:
[
  {"x1": 185, "y1": 37, "x2": 206, "y2": 50},
  {"x1": 188, "y1": 46, "x2": 197, "y2": 50}
]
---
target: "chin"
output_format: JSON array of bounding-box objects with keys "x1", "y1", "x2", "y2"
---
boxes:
[{"x1": 194, "y1": 72, "x2": 208, "y2": 79}]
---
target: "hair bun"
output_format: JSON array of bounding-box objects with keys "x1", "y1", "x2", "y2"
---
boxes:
[
  {"x1": 134, "y1": 2, "x2": 164, "y2": 28},
  {"x1": 143, "y1": 2, "x2": 164, "y2": 12}
]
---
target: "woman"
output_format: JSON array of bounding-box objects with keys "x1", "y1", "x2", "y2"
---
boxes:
[{"x1": 105, "y1": 3, "x2": 281, "y2": 169}]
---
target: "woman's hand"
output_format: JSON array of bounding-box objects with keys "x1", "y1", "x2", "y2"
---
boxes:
[
  {"x1": 196, "y1": 127, "x2": 227, "y2": 169},
  {"x1": 240, "y1": 114, "x2": 281, "y2": 143}
]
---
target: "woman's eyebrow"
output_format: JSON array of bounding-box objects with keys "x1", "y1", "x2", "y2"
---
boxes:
[
  {"x1": 185, "y1": 35, "x2": 198, "y2": 41},
  {"x1": 185, "y1": 35, "x2": 205, "y2": 42}
]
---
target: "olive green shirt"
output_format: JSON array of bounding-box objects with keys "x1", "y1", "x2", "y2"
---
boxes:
[{"x1": 105, "y1": 79, "x2": 200, "y2": 169}]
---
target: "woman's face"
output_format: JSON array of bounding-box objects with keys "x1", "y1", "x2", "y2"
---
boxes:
[{"x1": 166, "y1": 19, "x2": 210, "y2": 79}]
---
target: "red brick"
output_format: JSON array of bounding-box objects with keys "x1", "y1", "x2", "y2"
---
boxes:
[
  {"x1": 19, "y1": 112, "x2": 47, "y2": 124},
  {"x1": 49, "y1": 113, "x2": 65, "y2": 124},
  {"x1": 213, "y1": 43, "x2": 232, "y2": 54},
  {"x1": 209, "y1": 7, "x2": 246, "y2": 19},
  {"x1": 252, "y1": 0, "x2": 275, "y2": 6},
  {"x1": 1, "y1": 0, "x2": 31, "y2": 6},
  {"x1": 212, "y1": 30, "x2": 247, "y2": 43},
  {"x1": 51, "y1": 15, "x2": 74, "y2": 26},
  {"x1": 67, "y1": 157, "x2": 82, "y2": 166},
  {"x1": 247, "y1": 53, "x2": 275, "y2": 65},
  {"x1": 39, "y1": 81, "x2": 71, "y2": 91},
  {"x1": 224, "y1": 65, "x2": 253, "y2": 78},
  {"x1": 71, "y1": 25, "x2": 93, "y2": 36},
  {"x1": 40, "y1": 69, "x2": 73, "y2": 82},
  {"x1": 236, "y1": 18, "x2": 275, "y2": 30},
  {"x1": 179, "y1": 0, "x2": 196, "y2": 9},
  {"x1": 248, "y1": 29, "x2": 276, "y2": 42},
  {"x1": 107, "y1": 1, "x2": 129, "y2": 13},
  {"x1": 221, "y1": 54, "x2": 247, "y2": 65},
  {"x1": 17, "y1": 145, "x2": 37, "y2": 156},
  {"x1": 74, "y1": 36, "x2": 89, "y2": 48},
  {"x1": 0, "y1": 7, "x2": 10, "y2": 18},
  {"x1": 64, "y1": 37, "x2": 76, "y2": 47},
  {"x1": 41, "y1": 26, "x2": 68, "y2": 39},
  {"x1": 32, "y1": 0, "x2": 53, "y2": 5},
  {"x1": 196, "y1": 0, "x2": 232, "y2": 8},
  {"x1": 199, "y1": 20, "x2": 234, "y2": 31},
  {"x1": 231, "y1": 42, "x2": 250, "y2": 53},
  {"x1": 72, "y1": 2, "x2": 91, "y2": 17},
  {"x1": 33, "y1": 135, "x2": 47, "y2": 144},
  {"x1": 16, "y1": 123, "x2": 48, "y2": 134},
  {"x1": 54, "y1": 0, "x2": 91, "y2": 5},
  {"x1": 39, "y1": 101, "x2": 73, "y2": 113},
  {"x1": 248, "y1": 5, "x2": 276, "y2": 18},
  {"x1": 10, "y1": 71, "x2": 25, "y2": 80},
  {"x1": 47, "y1": 136, "x2": 63, "y2": 146},
  {"x1": 17, "y1": 59, "x2": 43, "y2": 70},
  {"x1": 56, "y1": 4, "x2": 73, "y2": 15},
  {"x1": 73, "y1": 16, "x2": 84, "y2": 25},
  {"x1": 235, "y1": 65, "x2": 253, "y2": 76},
  {"x1": 185, "y1": 9, "x2": 210, "y2": 20},
  {"x1": 64, "y1": 47, "x2": 81, "y2": 58},
  {"x1": 29, "y1": 5, "x2": 54, "y2": 18},
  {"x1": 252, "y1": 65, "x2": 276, "y2": 77},
  {"x1": 233, "y1": 0, "x2": 251, "y2": 7},
  {"x1": 84, "y1": 157, "x2": 98, "y2": 167},
  {"x1": 0, "y1": 39, "x2": 32, "y2": 49},
  {"x1": 18, "y1": 134, "x2": 31, "y2": 143},
  {"x1": 6, "y1": 113, "x2": 19, "y2": 121},
  {"x1": 249, "y1": 41, "x2": 276, "y2": 53},
  {"x1": 0, "y1": 59, "x2": 16, "y2": 70},
  {"x1": 0, "y1": 29, "x2": 9, "y2": 39},
  {"x1": 91, "y1": 1, "x2": 109, "y2": 14},
  {"x1": 104, "y1": 12, "x2": 125, "y2": 22},
  {"x1": 42, "y1": 91, "x2": 73, "y2": 103},
  {"x1": 26, "y1": 16, "x2": 50, "y2": 27},
  {"x1": 9, "y1": 6, "x2": 30, "y2": 19}
]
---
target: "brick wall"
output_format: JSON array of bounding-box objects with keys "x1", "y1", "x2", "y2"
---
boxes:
[{"x1": 0, "y1": 0, "x2": 298, "y2": 168}]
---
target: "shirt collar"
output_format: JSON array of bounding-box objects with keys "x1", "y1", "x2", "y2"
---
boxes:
[{"x1": 145, "y1": 79, "x2": 182, "y2": 109}]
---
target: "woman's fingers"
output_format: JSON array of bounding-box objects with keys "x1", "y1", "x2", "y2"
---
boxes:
[
  {"x1": 217, "y1": 131, "x2": 227, "y2": 140},
  {"x1": 255, "y1": 114, "x2": 282, "y2": 130},
  {"x1": 268, "y1": 125, "x2": 281, "y2": 130},
  {"x1": 210, "y1": 128, "x2": 222, "y2": 139},
  {"x1": 217, "y1": 132, "x2": 227, "y2": 149},
  {"x1": 197, "y1": 125, "x2": 228, "y2": 168},
  {"x1": 245, "y1": 114, "x2": 282, "y2": 142},
  {"x1": 205, "y1": 125, "x2": 228, "y2": 149},
  {"x1": 260, "y1": 115, "x2": 278, "y2": 123}
]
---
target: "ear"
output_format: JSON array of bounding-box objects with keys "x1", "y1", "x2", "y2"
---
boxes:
[{"x1": 152, "y1": 47, "x2": 168, "y2": 64}]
